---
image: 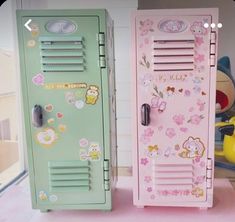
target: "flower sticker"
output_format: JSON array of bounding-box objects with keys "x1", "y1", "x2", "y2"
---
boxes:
[
  {"x1": 144, "y1": 176, "x2": 152, "y2": 183},
  {"x1": 195, "y1": 52, "x2": 205, "y2": 63},
  {"x1": 140, "y1": 134, "x2": 151, "y2": 144},
  {"x1": 144, "y1": 128, "x2": 154, "y2": 137},
  {"x1": 27, "y1": 39, "x2": 36, "y2": 48},
  {"x1": 139, "y1": 19, "x2": 154, "y2": 36},
  {"x1": 32, "y1": 73, "x2": 44, "y2": 86},
  {"x1": 180, "y1": 127, "x2": 188, "y2": 133},
  {"x1": 140, "y1": 158, "x2": 149, "y2": 166},
  {"x1": 140, "y1": 128, "x2": 154, "y2": 144},
  {"x1": 195, "y1": 36, "x2": 204, "y2": 46},
  {"x1": 165, "y1": 128, "x2": 176, "y2": 138},
  {"x1": 191, "y1": 187, "x2": 204, "y2": 198},
  {"x1": 188, "y1": 114, "x2": 204, "y2": 125},
  {"x1": 38, "y1": 191, "x2": 47, "y2": 201},
  {"x1": 184, "y1": 90, "x2": 191, "y2": 96},
  {"x1": 79, "y1": 138, "x2": 89, "y2": 147},
  {"x1": 58, "y1": 124, "x2": 66, "y2": 133},
  {"x1": 36, "y1": 128, "x2": 58, "y2": 148},
  {"x1": 147, "y1": 187, "x2": 153, "y2": 192},
  {"x1": 173, "y1": 114, "x2": 185, "y2": 125}
]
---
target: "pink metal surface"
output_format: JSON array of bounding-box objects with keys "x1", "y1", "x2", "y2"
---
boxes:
[{"x1": 132, "y1": 8, "x2": 218, "y2": 208}]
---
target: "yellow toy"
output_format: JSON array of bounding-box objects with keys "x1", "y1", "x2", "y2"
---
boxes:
[{"x1": 215, "y1": 117, "x2": 235, "y2": 163}]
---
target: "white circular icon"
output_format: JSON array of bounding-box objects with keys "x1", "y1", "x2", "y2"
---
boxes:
[
  {"x1": 217, "y1": 23, "x2": 223, "y2": 28},
  {"x1": 203, "y1": 23, "x2": 209, "y2": 28},
  {"x1": 210, "y1": 23, "x2": 216, "y2": 28}
]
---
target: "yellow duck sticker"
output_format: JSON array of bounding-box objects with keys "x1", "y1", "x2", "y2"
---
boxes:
[{"x1": 85, "y1": 85, "x2": 99, "y2": 105}]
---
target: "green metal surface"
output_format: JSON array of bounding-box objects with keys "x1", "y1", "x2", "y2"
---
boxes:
[{"x1": 17, "y1": 9, "x2": 117, "y2": 211}]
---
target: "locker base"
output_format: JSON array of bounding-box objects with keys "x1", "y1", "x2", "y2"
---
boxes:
[
  {"x1": 40, "y1": 209, "x2": 50, "y2": 213},
  {"x1": 136, "y1": 205, "x2": 145, "y2": 209},
  {"x1": 199, "y1": 207, "x2": 208, "y2": 210}
]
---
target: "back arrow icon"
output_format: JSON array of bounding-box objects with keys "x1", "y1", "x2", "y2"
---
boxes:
[{"x1": 24, "y1": 19, "x2": 32, "y2": 31}]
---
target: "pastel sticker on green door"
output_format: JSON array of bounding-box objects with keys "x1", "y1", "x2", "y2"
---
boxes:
[
  {"x1": 85, "y1": 85, "x2": 99, "y2": 105},
  {"x1": 36, "y1": 127, "x2": 58, "y2": 148}
]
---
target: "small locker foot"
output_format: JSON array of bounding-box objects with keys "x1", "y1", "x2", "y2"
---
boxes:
[
  {"x1": 40, "y1": 209, "x2": 50, "y2": 213},
  {"x1": 136, "y1": 205, "x2": 145, "y2": 209},
  {"x1": 199, "y1": 207, "x2": 208, "y2": 210}
]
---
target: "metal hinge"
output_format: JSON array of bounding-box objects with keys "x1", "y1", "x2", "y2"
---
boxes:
[
  {"x1": 104, "y1": 159, "x2": 110, "y2": 191},
  {"x1": 210, "y1": 32, "x2": 216, "y2": 67},
  {"x1": 98, "y1": 32, "x2": 106, "y2": 68},
  {"x1": 206, "y1": 158, "x2": 212, "y2": 189}
]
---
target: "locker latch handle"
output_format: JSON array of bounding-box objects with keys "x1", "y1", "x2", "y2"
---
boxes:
[
  {"x1": 141, "y1": 104, "x2": 151, "y2": 126},
  {"x1": 32, "y1": 105, "x2": 43, "y2": 128}
]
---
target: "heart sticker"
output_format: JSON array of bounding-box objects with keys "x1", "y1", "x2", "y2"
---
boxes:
[
  {"x1": 56, "y1": 112, "x2": 63, "y2": 119},
  {"x1": 201, "y1": 91, "x2": 206, "y2": 95},
  {"x1": 178, "y1": 88, "x2": 183, "y2": 93}
]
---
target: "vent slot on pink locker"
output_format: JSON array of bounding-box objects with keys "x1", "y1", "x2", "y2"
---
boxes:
[
  {"x1": 153, "y1": 39, "x2": 195, "y2": 72},
  {"x1": 154, "y1": 159, "x2": 193, "y2": 190}
]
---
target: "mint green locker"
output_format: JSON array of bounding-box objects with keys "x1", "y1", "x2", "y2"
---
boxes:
[{"x1": 17, "y1": 9, "x2": 117, "y2": 211}]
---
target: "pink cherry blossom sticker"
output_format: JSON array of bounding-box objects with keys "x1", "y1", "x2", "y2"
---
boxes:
[
  {"x1": 180, "y1": 127, "x2": 188, "y2": 133},
  {"x1": 79, "y1": 138, "x2": 89, "y2": 147},
  {"x1": 165, "y1": 128, "x2": 176, "y2": 138}
]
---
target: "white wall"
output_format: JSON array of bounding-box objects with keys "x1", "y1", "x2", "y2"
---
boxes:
[
  {"x1": 138, "y1": 0, "x2": 235, "y2": 77},
  {"x1": 0, "y1": 1, "x2": 14, "y2": 51},
  {"x1": 19, "y1": 0, "x2": 138, "y2": 166}
]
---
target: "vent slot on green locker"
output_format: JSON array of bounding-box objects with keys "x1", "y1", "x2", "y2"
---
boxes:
[
  {"x1": 48, "y1": 161, "x2": 90, "y2": 192},
  {"x1": 39, "y1": 36, "x2": 85, "y2": 72}
]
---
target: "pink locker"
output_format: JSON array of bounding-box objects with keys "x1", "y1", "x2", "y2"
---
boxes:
[{"x1": 132, "y1": 8, "x2": 218, "y2": 208}]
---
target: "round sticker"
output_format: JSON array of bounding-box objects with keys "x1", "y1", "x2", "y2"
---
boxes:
[
  {"x1": 49, "y1": 194, "x2": 58, "y2": 202},
  {"x1": 75, "y1": 100, "x2": 85, "y2": 109},
  {"x1": 27, "y1": 40, "x2": 36, "y2": 47}
]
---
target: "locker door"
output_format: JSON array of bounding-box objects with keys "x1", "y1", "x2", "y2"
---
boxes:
[
  {"x1": 135, "y1": 15, "x2": 215, "y2": 204},
  {"x1": 20, "y1": 16, "x2": 106, "y2": 206}
]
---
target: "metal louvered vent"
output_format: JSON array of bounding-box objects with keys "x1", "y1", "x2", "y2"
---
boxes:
[
  {"x1": 153, "y1": 39, "x2": 195, "y2": 71},
  {"x1": 48, "y1": 161, "x2": 90, "y2": 192},
  {"x1": 154, "y1": 159, "x2": 193, "y2": 190},
  {"x1": 39, "y1": 36, "x2": 85, "y2": 72}
]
